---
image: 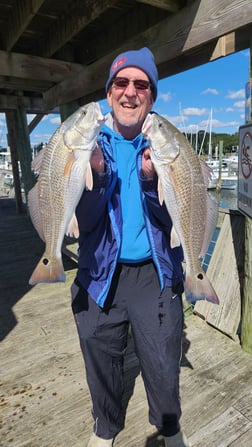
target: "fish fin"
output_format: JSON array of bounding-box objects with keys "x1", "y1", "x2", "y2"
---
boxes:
[
  {"x1": 158, "y1": 178, "x2": 164, "y2": 205},
  {"x1": 85, "y1": 162, "x2": 93, "y2": 190},
  {"x1": 184, "y1": 270, "x2": 219, "y2": 304},
  {"x1": 29, "y1": 255, "x2": 65, "y2": 285},
  {"x1": 199, "y1": 194, "x2": 218, "y2": 258},
  {"x1": 63, "y1": 153, "x2": 75, "y2": 177},
  {"x1": 28, "y1": 184, "x2": 45, "y2": 242},
  {"x1": 66, "y1": 213, "x2": 79, "y2": 238},
  {"x1": 170, "y1": 225, "x2": 181, "y2": 248},
  {"x1": 31, "y1": 147, "x2": 46, "y2": 174}
]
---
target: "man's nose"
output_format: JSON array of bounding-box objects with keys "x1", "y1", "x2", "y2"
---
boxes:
[{"x1": 124, "y1": 80, "x2": 137, "y2": 95}]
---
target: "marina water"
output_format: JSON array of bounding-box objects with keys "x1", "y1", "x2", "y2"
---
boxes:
[{"x1": 209, "y1": 188, "x2": 238, "y2": 210}]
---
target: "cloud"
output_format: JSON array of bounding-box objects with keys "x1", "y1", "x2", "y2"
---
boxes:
[
  {"x1": 199, "y1": 118, "x2": 239, "y2": 129},
  {"x1": 201, "y1": 88, "x2": 218, "y2": 95},
  {"x1": 183, "y1": 107, "x2": 208, "y2": 116},
  {"x1": 50, "y1": 116, "x2": 61, "y2": 125},
  {"x1": 226, "y1": 89, "x2": 245, "y2": 99},
  {"x1": 158, "y1": 92, "x2": 172, "y2": 102},
  {"x1": 234, "y1": 100, "x2": 245, "y2": 108}
]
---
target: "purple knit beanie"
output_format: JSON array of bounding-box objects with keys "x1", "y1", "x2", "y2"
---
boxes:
[{"x1": 105, "y1": 47, "x2": 158, "y2": 100}]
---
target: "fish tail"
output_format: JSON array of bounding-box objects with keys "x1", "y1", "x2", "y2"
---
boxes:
[
  {"x1": 29, "y1": 255, "x2": 66, "y2": 285},
  {"x1": 184, "y1": 271, "x2": 219, "y2": 304}
]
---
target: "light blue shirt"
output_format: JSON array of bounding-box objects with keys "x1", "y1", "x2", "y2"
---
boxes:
[{"x1": 114, "y1": 133, "x2": 151, "y2": 262}]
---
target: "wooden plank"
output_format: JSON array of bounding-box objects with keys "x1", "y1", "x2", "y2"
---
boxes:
[
  {"x1": 1, "y1": 0, "x2": 45, "y2": 51},
  {"x1": 1, "y1": 199, "x2": 252, "y2": 447},
  {"x1": 0, "y1": 50, "x2": 83, "y2": 83},
  {"x1": 188, "y1": 407, "x2": 252, "y2": 447},
  {"x1": 194, "y1": 211, "x2": 244, "y2": 339},
  {"x1": 62, "y1": 237, "x2": 79, "y2": 263},
  {"x1": 228, "y1": 428, "x2": 252, "y2": 447},
  {"x1": 43, "y1": 0, "x2": 252, "y2": 109},
  {"x1": 241, "y1": 217, "x2": 252, "y2": 353}
]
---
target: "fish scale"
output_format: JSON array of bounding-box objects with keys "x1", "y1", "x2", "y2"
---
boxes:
[
  {"x1": 28, "y1": 102, "x2": 105, "y2": 285},
  {"x1": 142, "y1": 112, "x2": 219, "y2": 304}
]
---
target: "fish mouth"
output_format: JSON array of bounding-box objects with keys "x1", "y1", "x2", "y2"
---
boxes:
[
  {"x1": 141, "y1": 113, "x2": 152, "y2": 137},
  {"x1": 95, "y1": 103, "x2": 106, "y2": 124}
]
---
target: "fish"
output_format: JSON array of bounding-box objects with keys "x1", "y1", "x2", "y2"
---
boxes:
[
  {"x1": 142, "y1": 112, "x2": 219, "y2": 304},
  {"x1": 28, "y1": 102, "x2": 105, "y2": 285}
]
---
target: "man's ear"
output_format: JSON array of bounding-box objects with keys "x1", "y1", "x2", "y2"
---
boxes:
[{"x1": 107, "y1": 89, "x2": 112, "y2": 107}]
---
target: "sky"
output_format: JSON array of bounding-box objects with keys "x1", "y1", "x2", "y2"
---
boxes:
[{"x1": 0, "y1": 49, "x2": 250, "y2": 149}]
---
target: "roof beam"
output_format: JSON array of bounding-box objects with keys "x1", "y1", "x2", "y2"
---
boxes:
[
  {"x1": 1, "y1": 0, "x2": 46, "y2": 51},
  {"x1": 0, "y1": 93, "x2": 45, "y2": 113},
  {"x1": 136, "y1": 0, "x2": 179, "y2": 13},
  {"x1": 39, "y1": 0, "x2": 121, "y2": 57},
  {"x1": 43, "y1": 0, "x2": 252, "y2": 110},
  {"x1": 0, "y1": 49, "x2": 84, "y2": 82}
]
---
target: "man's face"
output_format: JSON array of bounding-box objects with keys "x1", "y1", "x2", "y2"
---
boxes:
[{"x1": 107, "y1": 67, "x2": 154, "y2": 139}]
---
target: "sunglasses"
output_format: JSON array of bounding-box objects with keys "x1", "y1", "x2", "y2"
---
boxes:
[{"x1": 112, "y1": 77, "x2": 151, "y2": 91}]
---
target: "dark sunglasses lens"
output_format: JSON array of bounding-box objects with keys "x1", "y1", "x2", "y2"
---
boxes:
[
  {"x1": 113, "y1": 78, "x2": 150, "y2": 90},
  {"x1": 113, "y1": 78, "x2": 129, "y2": 88},
  {"x1": 133, "y1": 80, "x2": 149, "y2": 89}
]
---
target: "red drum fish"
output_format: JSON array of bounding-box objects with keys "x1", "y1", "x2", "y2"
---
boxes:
[
  {"x1": 142, "y1": 112, "x2": 219, "y2": 304},
  {"x1": 28, "y1": 102, "x2": 104, "y2": 285}
]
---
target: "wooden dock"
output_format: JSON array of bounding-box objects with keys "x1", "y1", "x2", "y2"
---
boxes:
[{"x1": 1, "y1": 198, "x2": 252, "y2": 447}]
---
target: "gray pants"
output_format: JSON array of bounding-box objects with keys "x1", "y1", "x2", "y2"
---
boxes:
[{"x1": 71, "y1": 261, "x2": 183, "y2": 439}]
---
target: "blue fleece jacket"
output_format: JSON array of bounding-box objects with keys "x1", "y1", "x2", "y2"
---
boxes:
[{"x1": 75, "y1": 113, "x2": 184, "y2": 307}]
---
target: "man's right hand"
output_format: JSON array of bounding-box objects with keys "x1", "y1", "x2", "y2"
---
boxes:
[{"x1": 90, "y1": 145, "x2": 104, "y2": 173}]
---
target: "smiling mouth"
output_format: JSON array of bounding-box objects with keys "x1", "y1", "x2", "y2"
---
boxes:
[{"x1": 121, "y1": 102, "x2": 137, "y2": 109}]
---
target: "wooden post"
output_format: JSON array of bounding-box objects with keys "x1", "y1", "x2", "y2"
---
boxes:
[
  {"x1": 15, "y1": 107, "x2": 36, "y2": 200},
  {"x1": 60, "y1": 100, "x2": 79, "y2": 121},
  {"x1": 5, "y1": 111, "x2": 24, "y2": 214},
  {"x1": 241, "y1": 36, "x2": 252, "y2": 353},
  {"x1": 5, "y1": 107, "x2": 36, "y2": 210}
]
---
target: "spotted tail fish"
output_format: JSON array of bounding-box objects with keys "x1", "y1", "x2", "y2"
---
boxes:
[
  {"x1": 142, "y1": 112, "x2": 219, "y2": 304},
  {"x1": 28, "y1": 102, "x2": 105, "y2": 285}
]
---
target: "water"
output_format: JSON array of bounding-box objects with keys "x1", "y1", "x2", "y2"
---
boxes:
[
  {"x1": 201, "y1": 188, "x2": 238, "y2": 273},
  {"x1": 208, "y1": 188, "x2": 238, "y2": 210}
]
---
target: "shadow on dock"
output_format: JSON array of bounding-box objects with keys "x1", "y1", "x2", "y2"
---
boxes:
[
  {"x1": 0, "y1": 197, "x2": 77, "y2": 341},
  {"x1": 1, "y1": 198, "x2": 252, "y2": 447}
]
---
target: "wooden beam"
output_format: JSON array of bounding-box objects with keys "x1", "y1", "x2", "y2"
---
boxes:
[
  {"x1": 136, "y1": 0, "x2": 179, "y2": 13},
  {"x1": 0, "y1": 50, "x2": 84, "y2": 83},
  {"x1": 158, "y1": 28, "x2": 250, "y2": 79},
  {"x1": 0, "y1": 94, "x2": 45, "y2": 113},
  {"x1": 43, "y1": 0, "x2": 252, "y2": 109},
  {"x1": 0, "y1": 75, "x2": 53, "y2": 93},
  {"x1": 0, "y1": 0, "x2": 46, "y2": 51},
  {"x1": 5, "y1": 111, "x2": 24, "y2": 214},
  {"x1": 28, "y1": 113, "x2": 45, "y2": 134},
  {"x1": 39, "y1": 0, "x2": 121, "y2": 57}
]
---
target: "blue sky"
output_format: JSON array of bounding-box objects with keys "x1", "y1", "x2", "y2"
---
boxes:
[{"x1": 0, "y1": 49, "x2": 250, "y2": 149}]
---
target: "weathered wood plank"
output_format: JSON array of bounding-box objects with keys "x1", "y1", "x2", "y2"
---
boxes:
[
  {"x1": 194, "y1": 210, "x2": 244, "y2": 339},
  {"x1": 1, "y1": 199, "x2": 252, "y2": 447},
  {"x1": 43, "y1": 0, "x2": 252, "y2": 109},
  {"x1": 188, "y1": 407, "x2": 252, "y2": 447},
  {"x1": 241, "y1": 217, "x2": 252, "y2": 353}
]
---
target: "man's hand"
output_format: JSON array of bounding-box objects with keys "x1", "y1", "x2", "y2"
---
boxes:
[
  {"x1": 90, "y1": 145, "x2": 104, "y2": 173},
  {"x1": 142, "y1": 148, "x2": 155, "y2": 178}
]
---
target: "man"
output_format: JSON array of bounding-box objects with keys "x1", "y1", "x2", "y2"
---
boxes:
[{"x1": 71, "y1": 47, "x2": 190, "y2": 447}]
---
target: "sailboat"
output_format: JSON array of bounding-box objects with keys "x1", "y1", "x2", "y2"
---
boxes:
[{"x1": 199, "y1": 109, "x2": 238, "y2": 190}]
